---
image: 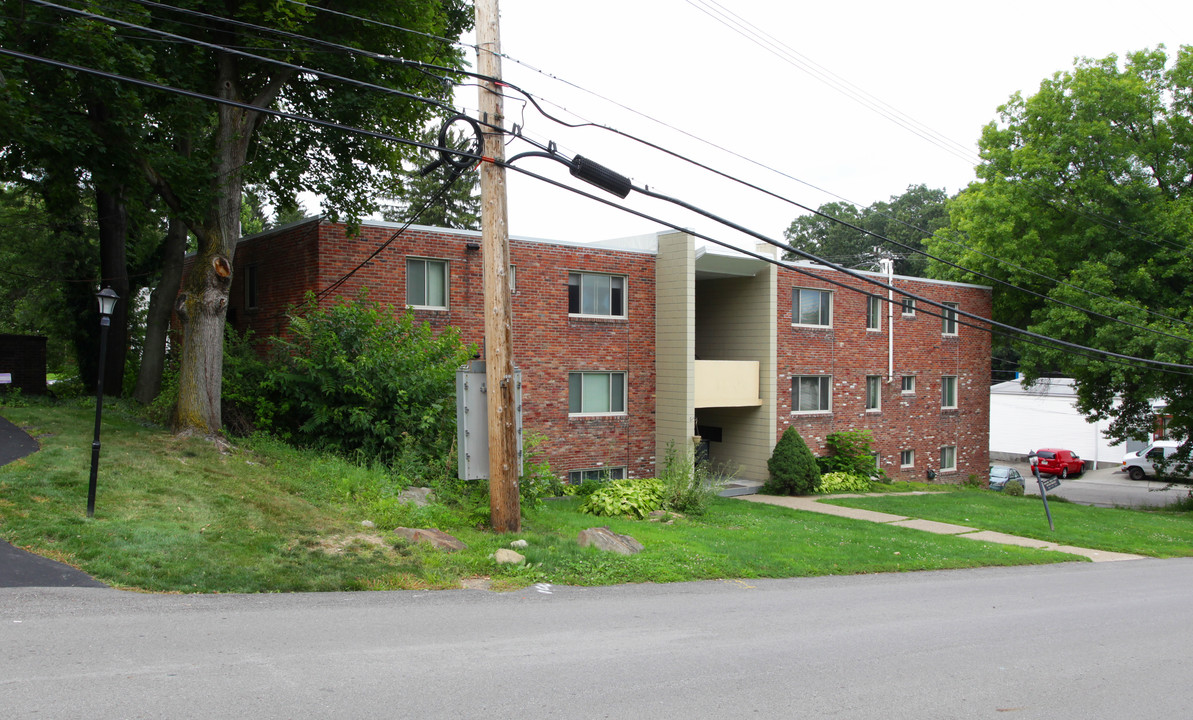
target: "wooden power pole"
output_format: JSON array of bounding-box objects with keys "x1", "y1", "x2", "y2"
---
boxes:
[{"x1": 475, "y1": 0, "x2": 521, "y2": 533}]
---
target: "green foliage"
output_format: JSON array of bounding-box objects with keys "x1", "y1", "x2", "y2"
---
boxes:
[
  {"x1": 763, "y1": 426, "x2": 821, "y2": 495},
  {"x1": 817, "y1": 472, "x2": 872, "y2": 494},
  {"x1": 518, "y1": 432, "x2": 564, "y2": 510},
  {"x1": 784, "y1": 184, "x2": 950, "y2": 276},
  {"x1": 819, "y1": 429, "x2": 886, "y2": 481},
  {"x1": 926, "y1": 46, "x2": 1193, "y2": 446},
  {"x1": 1004, "y1": 480, "x2": 1025, "y2": 497},
  {"x1": 222, "y1": 293, "x2": 475, "y2": 465},
  {"x1": 380, "y1": 126, "x2": 481, "y2": 230},
  {"x1": 657, "y1": 442, "x2": 729, "y2": 516},
  {"x1": 579, "y1": 478, "x2": 666, "y2": 519}
]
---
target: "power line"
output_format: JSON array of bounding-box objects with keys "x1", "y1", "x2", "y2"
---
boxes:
[{"x1": 6, "y1": 24, "x2": 1189, "y2": 377}]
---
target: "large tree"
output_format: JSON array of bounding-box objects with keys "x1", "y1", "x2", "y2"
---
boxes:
[
  {"x1": 380, "y1": 126, "x2": 481, "y2": 230},
  {"x1": 784, "y1": 184, "x2": 950, "y2": 276},
  {"x1": 926, "y1": 46, "x2": 1193, "y2": 445},
  {"x1": 2, "y1": 1, "x2": 471, "y2": 433}
]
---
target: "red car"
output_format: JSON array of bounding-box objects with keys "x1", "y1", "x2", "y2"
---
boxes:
[{"x1": 1032, "y1": 448, "x2": 1085, "y2": 478}]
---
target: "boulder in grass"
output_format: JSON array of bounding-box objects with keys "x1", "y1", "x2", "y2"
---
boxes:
[
  {"x1": 494, "y1": 548, "x2": 525, "y2": 564},
  {"x1": 578, "y1": 527, "x2": 643, "y2": 555},
  {"x1": 393, "y1": 527, "x2": 467, "y2": 551}
]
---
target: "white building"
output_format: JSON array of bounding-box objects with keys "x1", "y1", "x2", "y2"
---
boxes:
[{"x1": 989, "y1": 377, "x2": 1138, "y2": 468}]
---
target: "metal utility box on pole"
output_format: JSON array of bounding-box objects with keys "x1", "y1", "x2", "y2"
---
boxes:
[
  {"x1": 475, "y1": 0, "x2": 521, "y2": 532},
  {"x1": 457, "y1": 361, "x2": 523, "y2": 480}
]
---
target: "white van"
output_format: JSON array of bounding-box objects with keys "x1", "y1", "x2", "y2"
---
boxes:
[{"x1": 1121, "y1": 440, "x2": 1186, "y2": 481}]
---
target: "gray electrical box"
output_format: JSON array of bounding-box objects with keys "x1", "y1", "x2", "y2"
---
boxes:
[{"x1": 456, "y1": 360, "x2": 523, "y2": 480}]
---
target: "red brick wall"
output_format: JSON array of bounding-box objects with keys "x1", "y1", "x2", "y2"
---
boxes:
[
  {"x1": 235, "y1": 222, "x2": 658, "y2": 481},
  {"x1": 778, "y1": 265, "x2": 991, "y2": 482}
]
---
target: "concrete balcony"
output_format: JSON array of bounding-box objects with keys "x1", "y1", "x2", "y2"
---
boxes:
[{"x1": 695, "y1": 360, "x2": 762, "y2": 408}]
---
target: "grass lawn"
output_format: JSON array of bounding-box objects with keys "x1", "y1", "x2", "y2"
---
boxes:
[
  {"x1": 821, "y1": 491, "x2": 1193, "y2": 558},
  {"x1": 1, "y1": 400, "x2": 1172, "y2": 593}
]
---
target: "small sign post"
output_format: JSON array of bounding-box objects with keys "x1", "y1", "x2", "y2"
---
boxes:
[{"x1": 1028, "y1": 450, "x2": 1058, "y2": 531}]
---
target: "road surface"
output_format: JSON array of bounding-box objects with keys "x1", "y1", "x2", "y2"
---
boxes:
[{"x1": 4, "y1": 559, "x2": 1192, "y2": 719}]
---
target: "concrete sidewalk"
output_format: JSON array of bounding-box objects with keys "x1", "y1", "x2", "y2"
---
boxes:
[{"x1": 737, "y1": 493, "x2": 1146, "y2": 562}]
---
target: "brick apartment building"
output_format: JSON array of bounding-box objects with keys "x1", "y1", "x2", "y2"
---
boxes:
[{"x1": 226, "y1": 217, "x2": 991, "y2": 484}]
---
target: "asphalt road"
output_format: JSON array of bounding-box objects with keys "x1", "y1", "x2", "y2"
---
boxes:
[
  {"x1": 4, "y1": 559, "x2": 1193, "y2": 719},
  {"x1": 1009, "y1": 462, "x2": 1193, "y2": 508}
]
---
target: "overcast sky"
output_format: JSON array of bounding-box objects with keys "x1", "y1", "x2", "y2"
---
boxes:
[{"x1": 440, "y1": 0, "x2": 1191, "y2": 253}]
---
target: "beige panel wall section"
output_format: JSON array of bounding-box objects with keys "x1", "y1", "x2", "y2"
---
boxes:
[
  {"x1": 655, "y1": 231, "x2": 696, "y2": 471},
  {"x1": 693, "y1": 244, "x2": 777, "y2": 481}
]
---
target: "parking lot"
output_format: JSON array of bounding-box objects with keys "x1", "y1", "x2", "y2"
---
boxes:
[{"x1": 999, "y1": 460, "x2": 1193, "y2": 509}]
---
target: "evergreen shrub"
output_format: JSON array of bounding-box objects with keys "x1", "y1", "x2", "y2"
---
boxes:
[{"x1": 763, "y1": 426, "x2": 820, "y2": 495}]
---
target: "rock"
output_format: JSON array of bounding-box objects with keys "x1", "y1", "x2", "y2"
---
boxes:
[
  {"x1": 494, "y1": 548, "x2": 525, "y2": 564},
  {"x1": 393, "y1": 527, "x2": 467, "y2": 551},
  {"x1": 396, "y1": 487, "x2": 435, "y2": 507},
  {"x1": 510, "y1": 539, "x2": 528, "y2": 548},
  {"x1": 578, "y1": 527, "x2": 644, "y2": 555},
  {"x1": 361, "y1": 520, "x2": 376, "y2": 529}
]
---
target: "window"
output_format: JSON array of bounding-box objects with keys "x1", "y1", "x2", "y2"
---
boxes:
[
  {"x1": 407, "y1": 258, "x2": 448, "y2": 308},
  {"x1": 866, "y1": 296, "x2": 881, "y2": 330},
  {"x1": 941, "y1": 302, "x2": 958, "y2": 335},
  {"x1": 940, "y1": 445, "x2": 957, "y2": 472},
  {"x1": 568, "y1": 467, "x2": 625, "y2": 484},
  {"x1": 568, "y1": 372, "x2": 626, "y2": 415},
  {"x1": 901, "y1": 296, "x2": 916, "y2": 316},
  {"x1": 568, "y1": 272, "x2": 625, "y2": 317},
  {"x1": 792, "y1": 288, "x2": 832, "y2": 327},
  {"x1": 900, "y1": 449, "x2": 915, "y2": 468},
  {"x1": 245, "y1": 264, "x2": 259, "y2": 310},
  {"x1": 941, "y1": 376, "x2": 958, "y2": 409},
  {"x1": 865, "y1": 375, "x2": 881, "y2": 411},
  {"x1": 792, "y1": 375, "x2": 832, "y2": 413},
  {"x1": 901, "y1": 375, "x2": 916, "y2": 394}
]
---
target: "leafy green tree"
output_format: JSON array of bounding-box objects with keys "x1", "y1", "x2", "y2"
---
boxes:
[
  {"x1": 1, "y1": 1, "x2": 472, "y2": 434},
  {"x1": 763, "y1": 426, "x2": 820, "y2": 496},
  {"x1": 380, "y1": 126, "x2": 481, "y2": 230},
  {"x1": 926, "y1": 45, "x2": 1193, "y2": 445},
  {"x1": 784, "y1": 185, "x2": 950, "y2": 276}
]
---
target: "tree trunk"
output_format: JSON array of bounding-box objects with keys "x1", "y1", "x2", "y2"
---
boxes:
[
  {"x1": 95, "y1": 186, "x2": 130, "y2": 396},
  {"x1": 133, "y1": 216, "x2": 187, "y2": 404},
  {"x1": 173, "y1": 244, "x2": 232, "y2": 434},
  {"x1": 171, "y1": 57, "x2": 256, "y2": 435}
]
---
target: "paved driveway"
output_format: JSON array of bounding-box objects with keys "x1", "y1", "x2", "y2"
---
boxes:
[
  {"x1": 1005, "y1": 461, "x2": 1192, "y2": 508},
  {"x1": 0, "y1": 414, "x2": 107, "y2": 588}
]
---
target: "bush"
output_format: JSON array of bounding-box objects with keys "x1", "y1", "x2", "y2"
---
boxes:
[
  {"x1": 820, "y1": 429, "x2": 887, "y2": 481},
  {"x1": 763, "y1": 426, "x2": 820, "y2": 495},
  {"x1": 816, "y1": 471, "x2": 872, "y2": 494},
  {"x1": 222, "y1": 292, "x2": 475, "y2": 465},
  {"x1": 1004, "y1": 479, "x2": 1025, "y2": 496},
  {"x1": 580, "y1": 478, "x2": 665, "y2": 519},
  {"x1": 658, "y1": 442, "x2": 726, "y2": 516}
]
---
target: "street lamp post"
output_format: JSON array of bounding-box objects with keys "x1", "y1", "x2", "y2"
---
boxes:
[{"x1": 87, "y1": 287, "x2": 119, "y2": 518}]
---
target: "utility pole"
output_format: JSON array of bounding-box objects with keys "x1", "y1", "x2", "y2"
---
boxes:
[{"x1": 475, "y1": 0, "x2": 520, "y2": 533}]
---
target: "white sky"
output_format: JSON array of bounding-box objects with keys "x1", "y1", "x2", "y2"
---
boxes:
[{"x1": 436, "y1": 0, "x2": 1192, "y2": 252}]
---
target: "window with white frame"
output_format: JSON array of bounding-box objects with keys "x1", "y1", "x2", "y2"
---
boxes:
[
  {"x1": 901, "y1": 296, "x2": 916, "y2": 316},
  {"x1": 407, "y1": 258, "x2": 448, "y2": 308},
  {"x1": 865, "y1": 375, "x2": 881, "y2": 411},
  {"x1": 900, "y1": 449, "x2": 914, "y2": 467},
  {"x1": 941, "y1": 302, "x2": 958, "y2": 335},
  {"x1": 568, "y1": 372, "x2": 626, "y2": 415},
  {"x1": 901, "y1": 375, "x2": 916, "y2": 394},
  {"x1": 568, "y1": 272, "x2": 625, "y2": 317},
  {"x1": 866, "y1": 295, "x2": 881, "y2": 330},
  {"x1": 941, "y1": 375, "x2": 958, "y2": 409},
  {"x1": 792, "y1": 288, "x2": 832, "y2": 327},
  {"x1": 940, "y1": 445, "x2": 957, "y2": 471},
  {"x1": 568, "y1": 467, "x2": 625, "y2": 484},
  {"x1": 792, "y1": 375, "x2": 832, "y2": 413}
]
